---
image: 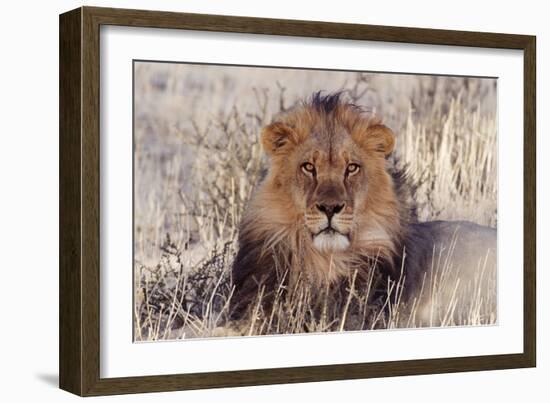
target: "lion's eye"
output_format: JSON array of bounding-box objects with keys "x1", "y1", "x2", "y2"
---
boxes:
[
  {"x1": 301, "y1": 162, "x2": 316, "y2": 176},
  {"x1": 346, "y1": 163, "x2": 361, "y2": 176}
]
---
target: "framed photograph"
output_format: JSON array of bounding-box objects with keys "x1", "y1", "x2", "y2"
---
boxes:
[{"x1": 59, "y1": 6, "x2": 536, "y2": 396}]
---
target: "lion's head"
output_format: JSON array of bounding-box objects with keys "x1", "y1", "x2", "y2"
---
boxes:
[{"x1": 259, "y1": 93, "x2": 401, "y2": 256}]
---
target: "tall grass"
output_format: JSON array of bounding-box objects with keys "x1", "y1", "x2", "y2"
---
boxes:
[{"x1": 133, "y1": 63, "x2": 497, "y2": 341}]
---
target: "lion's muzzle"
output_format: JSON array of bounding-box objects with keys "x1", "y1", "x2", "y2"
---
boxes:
[{"x1": 305, "y1": 202, "x2": 353, "y2": 252}]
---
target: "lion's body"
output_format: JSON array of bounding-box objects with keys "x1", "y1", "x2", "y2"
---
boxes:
[
  {"x1": 407, "y1": 220, "x2": 496, "y2": 324},
  {"x1": 230, "y1": 93, "x2": 496, "y2": 325}
]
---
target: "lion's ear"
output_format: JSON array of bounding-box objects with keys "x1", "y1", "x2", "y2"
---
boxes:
[
  {"x1": 261, "y1": 122, "x2": 299, "y2": 156},
  {"x1": 355, "y1": 124, "x2": 395, "y2": 157}
]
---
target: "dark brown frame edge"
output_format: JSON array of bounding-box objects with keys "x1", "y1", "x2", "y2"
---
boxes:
[{"x1": 59, "y1": 6, "x2": 536, "y2": 396}]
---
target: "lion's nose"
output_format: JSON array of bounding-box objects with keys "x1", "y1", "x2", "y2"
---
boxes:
[{"x1": 316, "y1": 203, "x2": 345, "y2": 220}]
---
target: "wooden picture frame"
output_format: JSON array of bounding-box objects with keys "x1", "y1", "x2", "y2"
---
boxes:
[{"x1": 59, "y1": 6, "x2": 536, "y2": 396}]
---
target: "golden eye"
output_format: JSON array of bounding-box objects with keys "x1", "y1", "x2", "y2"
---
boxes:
[
  {"x1": 301, "y1": 162, "x2": 316, "y2": 175},
  {"x1": 346, "y1": 163, "x2": 360, "y2": 176}
]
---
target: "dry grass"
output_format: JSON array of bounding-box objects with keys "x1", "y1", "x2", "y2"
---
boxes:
[{"x1": 133, "y1": 62, "x2": 497, "y2": 341}]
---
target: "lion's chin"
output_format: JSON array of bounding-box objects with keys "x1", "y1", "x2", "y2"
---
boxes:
[{"x1": 312, "y1": 231, "x2": 350, "y2": 252}]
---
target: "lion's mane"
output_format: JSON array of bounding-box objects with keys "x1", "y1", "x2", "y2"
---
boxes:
[{"x1": 230, "y1": 93, "x2": 432, "y2": 319}]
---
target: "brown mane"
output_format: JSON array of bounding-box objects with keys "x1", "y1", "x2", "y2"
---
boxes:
[{"x1": 231, "y1": 92, "x2": 424, "y2": 320}]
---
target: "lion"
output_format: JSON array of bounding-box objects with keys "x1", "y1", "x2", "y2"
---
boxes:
[{"x1": 230, "y1": 92, "x2": 496, "y2": 328}]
